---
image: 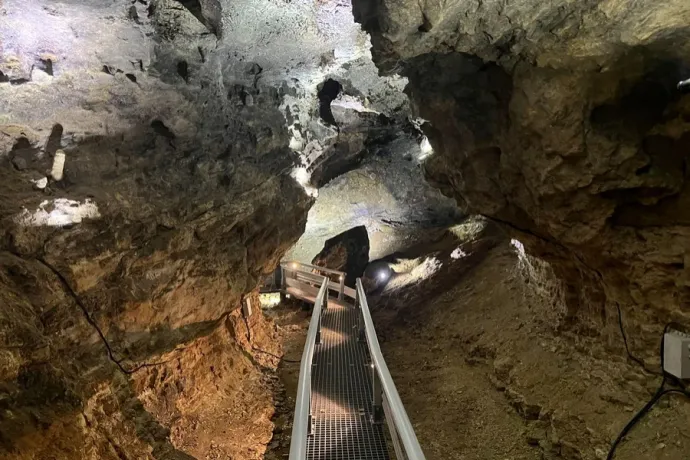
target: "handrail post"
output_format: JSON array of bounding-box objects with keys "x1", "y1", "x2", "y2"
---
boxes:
[
  {"x1": 355, "y1": 286, "x2": 365, "y2": 342},
  {"x1": 338, "y1": 275, "x2": 345, "y2": 301},
  {"x1": 316, "y1": 307, "x2": 323, "y2": 344},
  {"x1": 371, "y1": 364, "x2": 384, "y2": 424},
  {"x1": 279, "y1": 265, "x2": 286, "y2": 303}
]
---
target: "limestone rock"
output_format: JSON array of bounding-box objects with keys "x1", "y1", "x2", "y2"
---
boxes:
[
  {"x1": 354, "y1": 0, "x2": 690, "y2": 352},
  {"x1": 312, "y1": 226, "x2": 370, "y2": 287}
]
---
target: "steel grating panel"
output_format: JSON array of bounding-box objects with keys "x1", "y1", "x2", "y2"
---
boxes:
[{"x1": 307, "y1": 302, "x2": 391, "y2": 460}]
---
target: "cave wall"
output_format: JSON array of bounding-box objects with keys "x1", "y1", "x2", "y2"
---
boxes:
[
  {"x1": 0, "y1": 0, "x2": 309, "y2": 457},
  {"x1": 354, "y1": 0, "x2": 690, "y2": 355}
]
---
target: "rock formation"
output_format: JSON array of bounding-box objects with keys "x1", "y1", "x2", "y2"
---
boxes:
[
  {"x1": 0, "y1": 0, "x2": 310, "y2": 457},
  {"x1": 354, "y1": 0, "x2": 690, "y2": 355},
  {"x1": 0, "y1": 0, "x2": 465, "y2": 457},
  {"x1": 312, "y1": 226, "x2": 370, "y2": 286}
]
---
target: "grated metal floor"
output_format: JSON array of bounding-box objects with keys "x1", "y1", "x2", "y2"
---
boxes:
[{"x1": 307, "y1": 302, "x2": 390, "y2": 460}]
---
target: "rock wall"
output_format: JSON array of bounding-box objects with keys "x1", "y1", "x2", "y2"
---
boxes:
[
  {"x1": 312, "y1": 226, "x2": 370, "y2": 286},
  {"x1": 0, "y1": 0, "x2": 309, "y2": 457},
  {"x1": 354, "y1": 0, "x2": 690, "y2": 355}
]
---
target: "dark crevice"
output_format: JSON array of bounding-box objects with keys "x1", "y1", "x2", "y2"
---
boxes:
[
  {"x1": 102, "y1": 66, "x2": 124, "y2": 76},
  {"x1": 11, "y1": 137, "x2": 32, "y2": 152},
  {"x1": 635, "y1": 163, "x2": 652, "y2": 175},
  {"x1": 0, "y1": 71, "x2": 9, "y2": 83},
  {"x1": 45, "y1": 124, "x2": 63, "y2": 156},
  {"x1": 125, "y1": 73, "x2": 137, "y2": 83},
  {"x1": 151, "y1": 120, "x2": 175, "y2": 139},
  {"x1": 173, "y1": 0, "x2": 221, "y2": 37},
  {"x1": 39, "y1": 59, "x2": 54, "y2": 77},
  {"x1": 418, "y1": 13, "x2": 432, "y2": 32},
  {"x1": 590, "y1": 60, "x2": 685, "y2": 138},
  {"x1": 177, "y1": 61, "x2": 189, "y2": 84},
  {"x1": 9, "y1": 137, "x2": 40, "y2": 171},
  {"x1": 317, "y1": 78, "x2": 342, "y2": 130},
  {"x1": 128, "y1": 5, "x2": 139, "y2": 22}
]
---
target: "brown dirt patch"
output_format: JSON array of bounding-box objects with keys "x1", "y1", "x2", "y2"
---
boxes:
[{"x1": 375, "y1": 242, "x2": 690, "y2": 460}]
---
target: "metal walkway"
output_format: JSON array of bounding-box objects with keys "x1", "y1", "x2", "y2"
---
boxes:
[
  {"x1": 269, "y1": 261, "x2": 426, "y2": 460},
  {"x1": 308, "y1": 302, "x2": 389, "y2": 460}
]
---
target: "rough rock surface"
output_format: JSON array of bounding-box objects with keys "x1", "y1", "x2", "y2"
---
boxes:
[
  {"x1": 0, "y1": 0, "x2": 465, "y2": 456},
  {"x1": 355, "y1": 0, "x2": 690, "y2": 353},
  {"x1": 377, "y1": 242, "x2": 690, "y2": 460},
  {"x1": 0, "y1": 0, "x2": 311, "y2": 458},
  {"x1": 287, "y1": 130, "x2": 464, "y2": 262},
  {"x1": 312, "y1": 225, "x2": 370, "y2": 286}
]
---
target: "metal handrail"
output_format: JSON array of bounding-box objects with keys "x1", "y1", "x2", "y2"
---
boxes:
[
  {"x1": 282, "y1": 261, "x2": 345, "y2": 277},
  {"x1": 356, "y1": 278, "x2": 426, "y2": 460},
  {"x1": 288, "y1": 276, "x2": 329, "y2": 460},
  {"x1": 282, "y1": 261, "x2": 349, "y2": 301}
]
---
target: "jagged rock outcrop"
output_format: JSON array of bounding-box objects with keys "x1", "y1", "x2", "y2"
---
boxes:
[
  {"x1": 354, "y1": 0, "x2": 690, "y2": 354},
  {"x1": 312, "y1": 226, "x2": 370, "y2": 286},
  {"x1": 287, "y1": 129, "x2": 464, "y2": 263},
  {"x1": 0, "y1": 0, "x2": 309, "y2": 458}
]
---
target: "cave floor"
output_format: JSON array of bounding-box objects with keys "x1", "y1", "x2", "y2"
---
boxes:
[
  {"x1": 307, "y1": 302, "x2": 390, "y2": 460},
  {"x1": 263, "y1": 301, "x2": 311, "y2": 460},
  {"x1": 374, "y1": 244, "x2": 690, "y2": 460}
]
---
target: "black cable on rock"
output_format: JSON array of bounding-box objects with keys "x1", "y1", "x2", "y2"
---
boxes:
[
  {"x1": 607, "y1": 321, "x2": 690, "y2": 459},
  {"x1": 39, "y1": 257, "x2": 186, "y2": 375},
  {"x1": 242, "y1": 310, "x2": 300, "y2": 364},
  {"x1": 253, "y1": 347, "x2": 300, "y2": 363},
  {"x1": 616, "y1": 303, "x2": 661, "y2": 376}
]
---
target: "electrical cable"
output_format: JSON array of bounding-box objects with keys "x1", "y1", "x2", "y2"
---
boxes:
[
  {"x1": 616, "y1": 303, "x2": 662, "y2": 376},
  {"x1": 253, "y1": 347, "x2": 300, "y2": 363},
  {"x1": 242, "y1": 309, "x2": 300, "y2": 364},
  {"x1": 607, "y1": 321, "x2": 690, "y2": 459}
]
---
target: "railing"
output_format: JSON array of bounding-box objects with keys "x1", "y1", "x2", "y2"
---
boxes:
[
  {"x1": 289, "y1": 275, "x2": 329, "y2": 460},
  {"x1": 284, "y1": 263, "x2": 425, "y2": 460},
  {"x1": 281, "y1": 261, "x2": 350, "y2": 301},
  {"x1": 356, "y1": 278, "x2": 426, "y2": 460}
]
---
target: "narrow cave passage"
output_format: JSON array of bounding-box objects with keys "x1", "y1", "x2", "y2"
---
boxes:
[{"x1": 1, "y1": 1, "x2": 690, "y2": 460}]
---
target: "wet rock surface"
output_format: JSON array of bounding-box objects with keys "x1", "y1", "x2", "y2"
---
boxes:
[{"x1": 354, "y1": 0, "x2": 690, "y2": 353}]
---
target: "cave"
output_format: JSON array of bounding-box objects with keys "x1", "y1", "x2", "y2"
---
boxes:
[{"x1": 1, "y1": 1, "x2": 689, "y2": 460}]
